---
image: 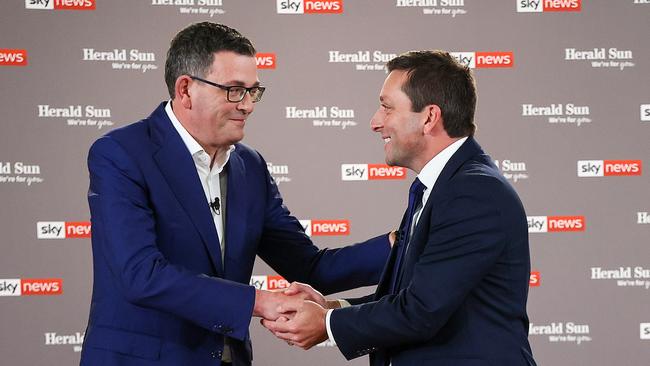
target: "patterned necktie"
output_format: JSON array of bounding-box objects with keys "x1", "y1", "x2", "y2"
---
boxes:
[{"x1": 389, "y1": 177, "x2": 426, "y2": 292}]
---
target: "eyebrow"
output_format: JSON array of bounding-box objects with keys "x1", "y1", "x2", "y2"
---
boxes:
[{"x1": 220, "y1": 80, "x2": 261, "y2": 87}]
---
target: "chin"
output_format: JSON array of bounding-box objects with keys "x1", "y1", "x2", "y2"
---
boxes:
[{"x1": 228, "y1": 132, "x2": 245, "y2": 144}]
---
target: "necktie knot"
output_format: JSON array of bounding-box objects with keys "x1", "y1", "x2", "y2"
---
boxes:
[{"x1": 409, "y1": 178, "x2": 426, "y2": 207}]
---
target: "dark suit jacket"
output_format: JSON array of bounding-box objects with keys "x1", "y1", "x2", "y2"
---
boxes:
[
  {"x1": 330, "y1": 137, "x2": 536, "y2": 366},
  {"x1": 80, "y1": 102, "x2": 390, "y2": 365}
]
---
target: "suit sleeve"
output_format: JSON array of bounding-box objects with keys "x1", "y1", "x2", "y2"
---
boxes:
[
  {"x1": 253, "y1": 153, "x2": 391, "y2": 295},
  {"x1": 330, "y1": 177, "x2": 509, "y2": 359},
  {"x1": 88, "y1": 136, "x2": 254, "y2": 340}
]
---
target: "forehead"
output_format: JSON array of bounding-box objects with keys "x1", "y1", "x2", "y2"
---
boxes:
[
  {"x1": 380, "y1": 70, "x2": 410, "y2": 102},
  {"x1": 207, "y1": 51, "x2": 259, "y2": 85}
]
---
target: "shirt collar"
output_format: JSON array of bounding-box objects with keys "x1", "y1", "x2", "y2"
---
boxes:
[
  {"x1": 165, "y1": 101, "x2": 234, "y2": 171},
  {"x1": 417, "y1": 136, "x2": 468, "y2": 192}
]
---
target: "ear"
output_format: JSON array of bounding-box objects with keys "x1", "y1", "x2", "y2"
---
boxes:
[
  {"x1": 175, "y1": 75, "x2": 193, "y2": 109},
  {"x1": 422, "y1": 104, "x2": 442, "y2": 135}
]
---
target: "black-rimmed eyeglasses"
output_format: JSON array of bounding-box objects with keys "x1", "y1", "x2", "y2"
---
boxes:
[{"x1": 189, "y1": 76, "x2": 266, "y2": 103}]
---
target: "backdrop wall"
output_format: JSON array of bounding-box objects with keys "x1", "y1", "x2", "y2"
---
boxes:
[{"x1": 1, "y1": 1, "x2": 648, "y2": 365}]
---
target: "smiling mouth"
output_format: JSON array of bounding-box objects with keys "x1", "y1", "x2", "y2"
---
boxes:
[{"x1": 383, "y1": 137, "x2": 391, "y2": 143}]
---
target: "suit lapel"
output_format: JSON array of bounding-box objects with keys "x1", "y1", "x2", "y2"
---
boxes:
[
  {"x1": 223, "y1": 149, "x2": 248, "y2": 279},
  {"x1": 394, "y1": 201, "x2": 433, "y2": 291},
  {"x1": 392, "y1": 137, "x2": 485, "y2": 291},
  {"x1": 373, "y1": 204, "x2": 411, "y2": 299},
  {"x1": 150, "y1": 103, "x2": 223, "y2": 275}
]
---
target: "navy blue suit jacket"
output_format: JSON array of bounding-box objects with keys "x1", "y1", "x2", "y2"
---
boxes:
[
  {"x1": 330, "y1": 138, "x2": 536, "y2": 366},
  {"x1": 80, "y1": 102, "x2": 389, "y2": 365}
]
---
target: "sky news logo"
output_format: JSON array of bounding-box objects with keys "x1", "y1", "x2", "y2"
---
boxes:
[
  {"x1": 517, "y1": 0, "x2": 581, "y2": 12},
  {"x1": 277, "y1": 0, "x2": 343, "y2": 13},
  {"x1": 528, "y1": 216, "x2": 585, "y2": 233},
  {"x1": 641, "y1": 104, "x2": 650, "y2": 122},
  {"x1": 0, "y1": 49, "x2": 27, "y2": 66},
  {"x1": 300, "y1": 219, "x2": 350, "y2": 236},
  {"x1": 341, "y1": 164, "x2": 407, "y2": 181},
  {"x1": 256, "y1": 53, "x2": 276, "y2": 69},
  {"x1": 450, "y1": 51, "x2": 514, "y2": 68},
  {"x1": 530, "y1": 271, "x2": 540, "y2": 287},
  {"x1": 37, "y1": 221, "x2": 91, "y2": 239},
  {"x1": 250, "y1": 275, "x2": 290, "y2": 290},
  {"x1": 577, "y1": 160, "x2": 642, "y2": 177},
  {"x1": 0, "y1": 278, "x2": 63, "y2": 296},
  {"x1": 641, "y1": 323, "x2": 650, "y2": 340},
  {"x1": 26, "y1": 0, "x2": 96, "y2": 10}
]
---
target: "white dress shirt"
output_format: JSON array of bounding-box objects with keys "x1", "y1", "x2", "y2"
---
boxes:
[
  {"x1": 324, "y1": 137, "x2": 468, "y2": 349},
  {"x1": 165, "y1": 101, "x2": 234, "y2": 262}
]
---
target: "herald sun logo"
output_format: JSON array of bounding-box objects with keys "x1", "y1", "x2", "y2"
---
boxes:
[
  {"x1": 267, "y1": 162, "x2": 291, "y2": 185},
  {"x1": 45, "y1": 331, "x2": 85, "y2": 352},
  {"x1": 0, "y1": 278, "x2": 63, "y2": 296},
  {"x1": 641, "y1": 105, "x2": 650, "y2": 122},
  {"x1": 638, "y1": 212, "x2": 650, "y2": 224},
  {"x1": 528, "y1": 216, "x2": 585, "y2": 233},
  {"x1": 277, "y1": 0, "x2": 343, "y2": 14},
  {"x1": 255, "y1": 53, "x2": 276, "y2": 69},
  {"x1": 517, "y1": 0, "x2": 581, "y2": 12},
  {"x1": 37, "y1": 221, "x2": 91, "y2": 239},
  {"x1": 450, "y1": 51, "x2": 514, "y2": 69},
  {"x1": 0, "y1": 49, "x2": 27, "y2": 66},
  {"x1": 25, "y1": 0, "x2": 96, "y2": 10},
  {"x1": 493, "y1": 159, "x2": 529, "y2": 183},
  {"x1": 341, "y1": 164, "x2": 407, "y2": 181},
  {"x1": 300, "y1": 219, "x2": 350, "y2": 236},
  {"x1": 249, "y1": 275, "x2": 290, "y2": 290},
  {"x1": 529, "y1": 321, "x2": 592, "y2": 344},
  {"x1": 577, "y1": 160, "x2": 642, "y2": 177},
  {"x1": 530, "y1": 271, "x2": 540, "y2": 287}
]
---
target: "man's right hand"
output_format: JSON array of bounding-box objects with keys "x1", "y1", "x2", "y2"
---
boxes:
[
  {"x1": 282, "y1": 282, "x2": 327, "y2": 308},
  {"x1": 253, "y1": 289, "x2": 301, "y2": 320}
]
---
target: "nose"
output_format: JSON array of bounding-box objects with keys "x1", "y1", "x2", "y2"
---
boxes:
[
  {"x1": 236, "y1": 92, "x2": 254, "y2": 114},
  {"x1": 370, "y1": 109, "x2": 382, "y2": 132}
]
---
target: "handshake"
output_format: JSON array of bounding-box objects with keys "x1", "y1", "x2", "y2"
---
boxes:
[{"x1": 253, "y1": 282, "x2": 338, "y2": 350}]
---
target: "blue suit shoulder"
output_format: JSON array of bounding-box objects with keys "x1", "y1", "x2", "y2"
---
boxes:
[
  {"x1": 446, "y1": 153, "x2": 526, "y2": 217},
  {"x1": 232, "y1": 142, "x2": 265, "y2": 164}
]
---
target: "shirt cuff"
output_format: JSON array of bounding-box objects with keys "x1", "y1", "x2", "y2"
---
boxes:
[
  {"x1": 325, "y1": 309, "x2": 336, "y2": 345},
  {"x1": 325, "y1": 299, "x2": 350, "y2": 346}
]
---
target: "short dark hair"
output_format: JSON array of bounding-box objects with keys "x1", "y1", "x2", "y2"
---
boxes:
[
  {"x1": 387, "y1": 50, "x2": 476, "y2": 137},
  {"x1": 164, "y1": 22, "x2": 256, "y2": 99}
]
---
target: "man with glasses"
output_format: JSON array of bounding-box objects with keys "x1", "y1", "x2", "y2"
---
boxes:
[{"x1": 80, "y1": 22, "x2": 390, "y2": 366}]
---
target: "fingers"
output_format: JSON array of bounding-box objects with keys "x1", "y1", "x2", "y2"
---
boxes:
[
  {"x1": 261, "y1": 317, "x2": 320, "y2": 350},
  {"x1": 283, "y1": 282, "x2": 303, "y2": 295},
  {"x1": 276, "y1": 297, "x2": 302, "y2": 314},
  {"x1": 283, "y1": 282, "x2": 328, "y2": 307},
  {"x1": 261, "y1": 318, "x2": 293, "y2": 333}
]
